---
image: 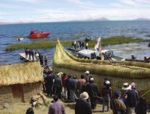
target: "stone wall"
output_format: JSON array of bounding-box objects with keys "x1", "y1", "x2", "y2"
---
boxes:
[
  {"x1": 23, "y1": 82, "x2": 42, "y2": 102},
  {"x1": 0, "y1": 86, "x2": 13, "y2": 108}
]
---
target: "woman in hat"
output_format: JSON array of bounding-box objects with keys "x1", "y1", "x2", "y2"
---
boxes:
[{"x1": 75, "y1": 92, "x2": 92, "y2": 114}]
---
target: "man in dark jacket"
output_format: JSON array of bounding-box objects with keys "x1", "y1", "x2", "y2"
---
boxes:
[
  {"x1": 102, "y1": 80, "x2": 112, "y2": 112},
  {"x1": 125, "y1": 83, "x2": 138, "y2": 114},
  {"x1": 53, "y1": 72, "x2": 63, "y2": 99},
  {"x1": 86, "y1": 77, "x2": 99, "y2": 109},
  {"x1": 135, "y1": 97, "x2": 147, "y2": 114},
  {"x1": 75, "y1": 92, "x2": 92, "y2": 114},
  {"x1": 67, "y1": 75, "x2": 78, "y2": 102}
]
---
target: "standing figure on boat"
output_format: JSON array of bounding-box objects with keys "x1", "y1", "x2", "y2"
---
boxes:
[
  {"x1": 148, "y1": 42, "x2": 150, "y2": 47},
  {"x1": 85, "y1": 42, "x2": 89, "y2": 49},
  {"x1": 25, "y1": 48, "x2": 29, "y2": 59},
  {"x1": 44, "y1": 55, "x2": 48, "y2": 67}
]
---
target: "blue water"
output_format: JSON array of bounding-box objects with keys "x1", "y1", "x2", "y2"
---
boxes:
[{"x1": 0, "y1": 21, "x2": 150, "y2": 65}]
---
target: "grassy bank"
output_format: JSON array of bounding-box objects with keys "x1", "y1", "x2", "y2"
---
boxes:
[{"x1": 5, "y1": 36, "x2": 144, "y2": 51}]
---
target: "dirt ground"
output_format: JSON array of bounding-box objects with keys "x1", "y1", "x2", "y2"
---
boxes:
[
  {"x1": 0, "y1": 97, "x2": 112, "y2": 114},
  {"x1": 0, "y1": 97, "x2": 149, "y2": 114}
]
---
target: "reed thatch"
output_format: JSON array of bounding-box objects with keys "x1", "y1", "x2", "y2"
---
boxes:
[{"x1": 0, "y1": 62, "x2": 43, "y2": 86}]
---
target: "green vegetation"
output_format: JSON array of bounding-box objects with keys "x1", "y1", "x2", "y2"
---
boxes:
[
  {"x1": 5, "y1": 40, "x2": 72, "y2": 51},
  {"x1": 88, "y1": 36, "x2": 144, "y2": 47},
  {"x1": 5, "y1": 36, "x2": 144, "y2": 51}
]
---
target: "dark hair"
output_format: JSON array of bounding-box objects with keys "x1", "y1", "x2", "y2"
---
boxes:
[
  {"x1": 81, "y1": 74, "x2": 84, "y2": 79},
  {"x1": 114, "y1": 90, "x2": 121, "y2": 98},
  {"x1": 26, "y1": 107, "x2": 34, "y2": 114},
  {"x1": 53, "y1": 95, "x2": 59, "y2": 101}
]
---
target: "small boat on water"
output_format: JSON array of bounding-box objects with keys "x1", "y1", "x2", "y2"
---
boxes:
[
  {"x1": 29, "y1": 30, "x2": 50, "y2": 39},
  {"x1": 68, "y1": 48, "x2": 124, "y2": 61},
  {"x1": 19, "y1": 53, "x2": 39, "y2": 62},
  {"x1": 53, "y1": 40, "x2": 150, "y2": 103}
]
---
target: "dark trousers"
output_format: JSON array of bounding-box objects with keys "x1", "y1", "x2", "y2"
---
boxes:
[{"x1": 91, "y1": 97, "x2": 97, "y2": 109}]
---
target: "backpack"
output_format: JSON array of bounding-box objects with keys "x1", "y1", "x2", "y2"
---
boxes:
[{"x1": 111, "y1": 99, "x2": 126, "y2": 114}]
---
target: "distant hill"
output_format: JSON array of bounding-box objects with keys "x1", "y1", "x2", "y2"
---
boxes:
[
  {"x1": 134, "y1": 18, "x2": 150, "y2": 21},
  {"x1": 85, "y1": 17, "x2": 109, "y2": 21}
]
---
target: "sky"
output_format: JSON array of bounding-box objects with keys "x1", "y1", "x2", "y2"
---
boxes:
[{"x1": 0, "y1": 0, "x2": 150, "y2": 23}]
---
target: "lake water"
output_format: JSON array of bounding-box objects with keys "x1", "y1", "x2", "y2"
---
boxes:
[{"x1": 0, "y1": 21, "x2": 150, "y2": 65}]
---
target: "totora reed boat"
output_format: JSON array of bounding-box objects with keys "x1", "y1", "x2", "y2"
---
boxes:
[{"x1": 53, "y1": 40, "x2": 150, "y2": 103}]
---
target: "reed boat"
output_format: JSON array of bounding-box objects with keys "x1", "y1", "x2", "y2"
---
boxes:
[{"x1": 53, "y1": 40, "x2": 150, "y2": 103}]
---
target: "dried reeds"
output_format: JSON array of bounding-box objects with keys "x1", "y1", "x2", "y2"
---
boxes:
[{"x1": 0, "y1": 62, "x2": 43, "y2": 86}]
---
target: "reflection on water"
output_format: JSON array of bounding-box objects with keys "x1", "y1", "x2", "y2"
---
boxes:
[{"x1": 105, "y1": 42, "x2": 150, "y2": 60}]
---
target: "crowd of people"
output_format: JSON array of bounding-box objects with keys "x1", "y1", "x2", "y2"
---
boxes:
[{"x1": 36, "y1": 66, "x2": 150, "y2": 114}]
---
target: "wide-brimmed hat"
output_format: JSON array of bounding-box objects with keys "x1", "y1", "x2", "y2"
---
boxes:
[
  {"x1": 105, "y1": 80, "x2": 110, "y2": 85},
  {"x1": 80, "y1": 92, "x2": 89, "y2": 100},
  {"x1": 49, "y1": 67, "x2": 53, "y2": 71},
  {"x1": 85, "y1": 70, "x2": 90, "y2": 74},
  {"x1": 90, "y1": 77, "x2": 94, "y2": 81},
  {"x1": 122, "y1": 82, "x2": 131, "y2": 90},
  {"x1": 57, "y1": 72, "x2": 63, "y2": 77}
]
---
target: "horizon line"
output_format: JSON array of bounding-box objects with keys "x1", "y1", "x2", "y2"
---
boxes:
[{"x1": 0, "y1": 18, "x2": 150, "y2": 25}]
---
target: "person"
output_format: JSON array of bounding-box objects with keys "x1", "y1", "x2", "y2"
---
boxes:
[
  {"x1": 121, "y1": 82, "x2": 132, "y2": 107},
  {"x1": 75, "y1": 92, "x2": 92, "y2": 114},
  {"x1": 86, "y1": 77, "x2": 99, "y2": 109},
  {"x1": 67, "y1": 75, "x2": 78, "y2": 102},
  {"x1": 95, "y1": 48, "x2": 100, "y2": 59},
  {"x1": 31, "y1": 49, "x2": 35, "y2": 61},
  {"x1": 111, "y1": 91, "x2": 126, "y2": 114},
  {"x1": 85, "y1": 42, "x2": 89, "y2": 49},
  {"x1": 148, "y1": 42, "x2": 150, "y2": 47},
  {"x1": 44, "y1": 68, "x2": 55, "y2": 97},
  {"x1": 28, "y1": 49, "x2": 34, "y2": 61},
  {"x1": 34, "y1": 50, "x2": 39, "y2": 60},
  {"x1": 73, "y1": 40, "x2": 77, "y2": 49},
  {"x1": 84, "y1": 70, "x2": 90, "y2": 83},
  {"x1": 26, "y1": 107, "x2": 34, "y2": 114},
  {"x1": 124, "y1": 82, "x2": 138, "y2": 114},
  {"x1": 102, "y1": 80, "x2": 112, "y2": 112},
  {"x1": 53, "y1": 72, "x2": 63, "y2": 99},
  {"x1": 48, "y1": 95, "x2": 66, "y2": 114},
  {"x1": 61, "y1": 73, "x2": 68, "y2": 99},
  {"x1": 77, "y1": 74, "x2": 86, "y2": 94},
  {"x1": 39, "y1": 53, "x2": 44, "y2": 66},
  {"x1": 25, "y1": 48, "x2": 29, "y2": 59},
  {"x1": 135, "y1": 97, "x2": 147, "y2": 114},
  {"x1": 131, "y1": 55, "x2": 136, "y2": 60},
  {"x1": 44, "y1": 55, "x2": 48, "y2": 66}
]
